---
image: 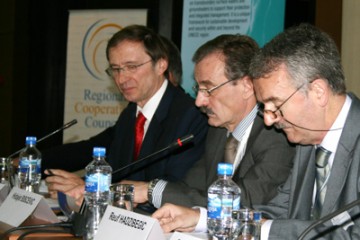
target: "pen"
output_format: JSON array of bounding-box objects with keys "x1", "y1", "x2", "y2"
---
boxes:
[{"x1": 45, "y1": 169, "x2": 55, "y2": 176}]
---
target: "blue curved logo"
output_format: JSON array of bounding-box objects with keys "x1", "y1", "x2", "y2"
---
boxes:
[{"x1": 81, "y1": 20, "x2": 122, "y2": 80}]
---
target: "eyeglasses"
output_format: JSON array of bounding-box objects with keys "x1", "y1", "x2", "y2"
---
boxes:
[
  {"x1": 192, "y1": 80, "x2": 233, "y2": 97},
  {"x1": 258, "y1": 83, "x2": 305, "y2": 119},
  {"x1": 105, "y1": 60, "x2": 152, "y2": 78}
]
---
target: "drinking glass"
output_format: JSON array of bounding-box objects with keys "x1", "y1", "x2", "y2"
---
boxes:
[{"x1": 110, "y1": 183, "x2": 134, "y2": 211}]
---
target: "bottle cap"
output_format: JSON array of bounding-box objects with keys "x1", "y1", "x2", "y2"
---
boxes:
[
  {"x1": 217, "y1": 163, "x2": 233, "y2": 175},
  {"x1": 93, "y1": 147, "x2": 106, "y2": 157},
  {"x1": 25, "y1": 136, "x2": 37, "y2": 145}
]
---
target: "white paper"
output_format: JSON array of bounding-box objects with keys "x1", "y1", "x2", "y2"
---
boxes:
[
  {"x1": 331, "y1": 211, "x2": 354, "y2": 231},
  {"x1": 0, "y1": 187, "x2": 59, "y2": 227},
  {"x1": 95, "y1": 205, "x2": 165, "y2": 240},
  {"x1": 169, "y1": 232, "x2": 210, "y2": 240}
]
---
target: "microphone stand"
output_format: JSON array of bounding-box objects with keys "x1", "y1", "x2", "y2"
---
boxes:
[
  {"x1": 7, "y1": 119, "x2": 78, "y2": 159},
  {"x1": 6, "y1": 119, "x2": 77, "y2": 188}
]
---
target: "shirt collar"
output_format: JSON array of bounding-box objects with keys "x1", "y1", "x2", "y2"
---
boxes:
[
  {"x1": 136, "y1": 80, "x2": 168, "y2": 121},
  {"x1": 320, "y1": 94, "x2": 352, "y2": 153},
  {"x1": 231, "y1": 104, "x2": 258, "y2": 141}
]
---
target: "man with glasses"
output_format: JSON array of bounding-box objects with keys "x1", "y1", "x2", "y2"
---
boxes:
[
  {"x1": 43, "y1": 25, "x2": 208, "y2": 210},
  {"x1": 124, "y1": 34, "x2": 295, "y2": 219},
  {"x1": 247, "y1": 23, "x2": 360, "y2": 240},
  {"x1": 153, "y1": 24, "x2": 360, "y2": 239}
]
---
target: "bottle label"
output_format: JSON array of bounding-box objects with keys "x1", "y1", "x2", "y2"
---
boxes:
[
  {"x1": 19, "y1": 158, "x2": 41, "y2": 173},
  {"x1": 85, "y1": 173, "x2": 111, "y2": 193},
  {"x1": 208, "y1": 193, "x2": 240, "y2": 219}
]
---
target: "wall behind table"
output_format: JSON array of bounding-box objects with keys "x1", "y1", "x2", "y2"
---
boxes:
[
  {"x1": 2, "y1": 0, "x2": 353, "y2": 156},
  {"x1": 342, "y1": 0, "x2": 360, "y2": 97},
  {"x1": 1, "y1": 0, "x2": 163, "y2": 156}
]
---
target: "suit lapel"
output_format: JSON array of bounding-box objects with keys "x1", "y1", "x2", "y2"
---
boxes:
[
  {"x1": 206, "y1": 127, "x2": 227, "y2": 185},
  {"x1": 108, "y1": 103, "x2": 137, "y2": 179},
  {"x1": 138, "y1": 83, "x2": 175, "y2": 159},
  {"x1": 289, "y1": 145, "x2": 315, "y2": 219},
  {"x1": 322, "y1": 143, "x2": 353, "y2": 216},
  {"x1": 233, "y1": 115, "x2": 262, "y2": 178},
  {"x1": 322, "y1": 94, "x2": 360, "y2": 215}
]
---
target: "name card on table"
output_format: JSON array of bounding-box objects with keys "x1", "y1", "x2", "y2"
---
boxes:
[
  {"x1": 0, "y1": 187, "x2": 59, "y2": 227},
  {"x1": 0, "y1": 183, "x2": 10, "y2": 204},
  {"x1": 95, "y1": 205, "x2": 165, "y2": 240},
  {"x1": 169, "y1": 231, "x2": 209, "y2": 240}
]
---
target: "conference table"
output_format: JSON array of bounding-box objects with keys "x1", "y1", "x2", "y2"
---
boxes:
[
  {"x1": 0, "y1": 204, "x2": 209, "y2": 240},
  {"x1": 0, "y1": 216, "x2": 80, "y2": 240},
  {"x1": 0, "y1": 182, "x2": 209, "y2": 240},
  {"x1": 0, "y1": 217, "x2": 209, "y2": 240}
]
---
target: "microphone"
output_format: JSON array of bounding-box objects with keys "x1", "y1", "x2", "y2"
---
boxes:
[
  {"x1": 112, "y1": 134, "x2": 194, "y2": 176},
  {"x1": 7, "y1": 119, "x2": 78, "y2": 158},
  {"x1": 298, "y1": 198, "x2": 360, "y2": 240}
]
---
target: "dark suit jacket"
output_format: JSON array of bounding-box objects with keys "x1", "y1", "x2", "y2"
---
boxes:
[
  {"x1": 42, "y1": 83, "x2": 208, "y2": 183},
  {"x1": 256, "y1": 93, "x2": 360, "y2": 239},
  {"x1": 161, "y1": 115, "x2": 295, "y2": 208}
]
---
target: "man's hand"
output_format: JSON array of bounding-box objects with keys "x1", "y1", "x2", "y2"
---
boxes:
[
  {"x1": 152, "y1": 203, "x2": 200, "y2": 233},
  {"x1": 65, "y1": 184, "x2": 85, "y2": 206},
  {"x1": 120, "y1": 180, "x2": 149, "y2": 204},
  {"x1": 45, "y1": 169, "x2": 84, "y2": 199}
]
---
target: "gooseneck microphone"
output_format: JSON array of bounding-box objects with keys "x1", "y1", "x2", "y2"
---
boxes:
[
  {"x1": 38, "y1": 119, "x2": 78, "y2": 143},
  {"x1": 298, "y1": 198, "x2": 360, "y2": 240},
  {"x1": 112, "y1": 134, "x2": 194, "y2": 176},
  {"x1": 7, "y1": 119, "x2": 78, "y2": 158}
]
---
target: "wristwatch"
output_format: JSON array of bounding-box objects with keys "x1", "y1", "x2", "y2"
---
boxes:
[{"x1": 147, "y1": 178, "x2": 160, "y2": 204}]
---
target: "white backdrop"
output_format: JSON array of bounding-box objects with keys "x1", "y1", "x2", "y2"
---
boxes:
[{"x1": 63, "y1": 10, "x2": 147, "y2": 143}]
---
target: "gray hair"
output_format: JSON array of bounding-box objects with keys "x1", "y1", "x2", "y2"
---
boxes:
[
  {"x1": 249, "y1": 23, "x2": 346, "y2": 94},
  {"x1": 193, "y1": 34, "x2": 259, "y2": 82}
]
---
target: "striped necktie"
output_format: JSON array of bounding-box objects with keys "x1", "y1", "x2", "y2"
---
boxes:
[
  {"x1": 311, "y1": 146, "x2": 332, "y2": 219},
  {"x1": 224, "y1": 134, "x2": 239, "y2": 164}
]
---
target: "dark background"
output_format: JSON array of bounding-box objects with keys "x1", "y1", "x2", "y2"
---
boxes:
[{"x1": 0, "y1": 0, "x2": 342, "y2": 156}]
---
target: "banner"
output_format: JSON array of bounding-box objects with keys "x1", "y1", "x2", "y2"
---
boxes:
[
  {"x1": 63, "y1": 10, "x2": 147, "y2": 143},
  {"x1": 181, "y1": 0, "x2": 286, "y2": 95}
]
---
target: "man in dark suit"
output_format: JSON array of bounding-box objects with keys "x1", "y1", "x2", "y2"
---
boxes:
[
  {"x1": 153, "y1": 24, "x2": 360, "y2": 239},
  {"x1": 124, "y1": 34, "x2": 294, "y2": 213},
  {"x1": 43, "y1": 25, "x2": 208, "y2": 204}
]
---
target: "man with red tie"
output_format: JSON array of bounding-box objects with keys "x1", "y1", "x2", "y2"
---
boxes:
[{"x1": 43, "y1": 25, "x2": 208, "y2": 210}]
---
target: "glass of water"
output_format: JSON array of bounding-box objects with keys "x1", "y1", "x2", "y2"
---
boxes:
[{"x1": 110, "y1": 183, "x2": 134, "y2": 211}]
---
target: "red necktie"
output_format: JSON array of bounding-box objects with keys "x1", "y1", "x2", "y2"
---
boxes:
[{"x1": 134, "y1": 112, "x2": 146, "y2": 160}]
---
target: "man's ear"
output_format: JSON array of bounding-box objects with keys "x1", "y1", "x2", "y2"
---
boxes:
[
  {"x1": 310, "y1": 78, "x2": 328, "y2": 107},
  {"x1": 240, "y1": 76, "x2": 255, "y2": 99},
  {"x1": 156, "y1": 58, "x2": 168, "y2": 75}
]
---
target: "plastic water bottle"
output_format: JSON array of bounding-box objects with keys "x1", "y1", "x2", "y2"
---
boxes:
[
  {"x1": 207, "y1": 163, "x2": 241, "y2": 240},
  {"x1": 84, "y1": 147, "x2": 112, "y2": 240},
  {"x1": 18, "y1": 136, "x2": 42, "y2": 193}
]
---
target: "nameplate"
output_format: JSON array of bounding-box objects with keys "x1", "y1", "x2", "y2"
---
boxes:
[
  {"x1": 0, "y1": 183, "x2": 10, "y2": 205},
  {"x1": 95, "y1": 205, "x2": 165, "y2": 240},
  {"x1": 0, "y1": 187, "x2": 59, "y2": 226},
  {"x1": 169, "y1": 231, "x2": 208, "y2": 240}
]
